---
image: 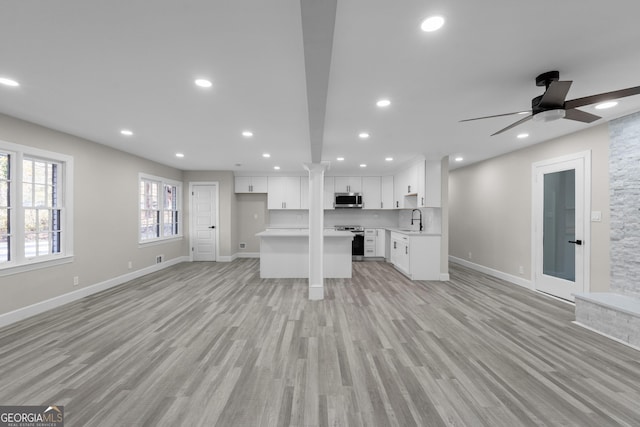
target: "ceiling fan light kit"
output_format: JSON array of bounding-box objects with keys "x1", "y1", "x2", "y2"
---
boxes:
[
  {"x1": 532, "y1": 108, "x2": 566, "y2": 122},
  {"x1": 461, "y1": 70, "x2": 640, "y2": 135}
]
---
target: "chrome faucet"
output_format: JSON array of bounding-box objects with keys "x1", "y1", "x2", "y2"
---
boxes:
[{"x1": 411, "y1": 209, "x2": 423, "y2": 231}]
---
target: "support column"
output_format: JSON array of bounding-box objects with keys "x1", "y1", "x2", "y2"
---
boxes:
[{"x1": 304, "y1": 162, "x2": 328, "y2": 300}]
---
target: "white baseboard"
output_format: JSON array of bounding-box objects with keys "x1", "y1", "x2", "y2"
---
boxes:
[
  {"x1": 236, "y1": 252, "x2": 260, "y2": 259},
  {"x1": 449, "y1": 256, "x2": 532, "y2": 290},
  {"x1": 217, "y1": 255, "x2": 235, "y2": 262},
  {"x1": 0, "y1": 256, "x2": 189, "y2": 329},
  {"x1": 440, "y1": 273, "x2": 450, "y2": 281}
]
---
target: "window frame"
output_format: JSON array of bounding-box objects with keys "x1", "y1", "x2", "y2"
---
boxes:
[
  {"x1": 138, "y1": 173, "x2": 182, "y2": 245},
  {"x1": 0, "y1": 140, "x2": 74, "y2": 276}
]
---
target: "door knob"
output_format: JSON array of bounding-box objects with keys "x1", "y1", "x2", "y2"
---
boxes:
[
  {"x1": 209, "y1": 226, "x2": 216, "y2": 229},
  {"x1": 568, "y1": 239, "x2": 582, "y2": 245}
]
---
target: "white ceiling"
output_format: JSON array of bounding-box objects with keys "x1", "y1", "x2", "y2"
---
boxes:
[{"x1": 2, "y1": 0, "x2": 640, "y2": 175}]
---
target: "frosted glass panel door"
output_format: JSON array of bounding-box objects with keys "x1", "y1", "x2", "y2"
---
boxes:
[
  {"x1": 543, "y1": 169, "x2": 576, "y2": 281},
  {"x1": 533, "y1": 152, "x2": 590, "y2": 301}
]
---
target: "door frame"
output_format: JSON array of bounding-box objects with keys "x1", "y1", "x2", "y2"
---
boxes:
[
  {"x1": 189, "y1": 182, "x2": 220, "y2": 262},
  {"x1": 531, "y1": 150, "x2": 592, "y2": 299}
]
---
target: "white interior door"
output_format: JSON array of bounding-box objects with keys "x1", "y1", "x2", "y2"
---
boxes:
[
  {"x1": 191, "y1": 184, "x2": 217, "y2": 261},
  {"x1": 533, "y1": 152, "x2": 590, "y2": 301}
]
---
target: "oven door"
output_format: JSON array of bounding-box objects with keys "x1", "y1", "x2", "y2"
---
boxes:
[{"x1": 352, "y1": 232, "x2": 365, "y2": 257}]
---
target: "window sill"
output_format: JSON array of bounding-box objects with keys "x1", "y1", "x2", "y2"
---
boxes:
[
  {"x1": 138, "y1": 236, "x2": 184, "y2": 248},
  {"x1": 0, "y1": 254, "x2": 74, "y2": 278}
]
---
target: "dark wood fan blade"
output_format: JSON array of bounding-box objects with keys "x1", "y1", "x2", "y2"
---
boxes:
[
  {"x1": 564, "y1": 108, "x2": 601, "y2": 123},
  {"x1": 460, "y1": 111, "x2": 530, "y2": 122},
  {"x1": 565, "y1": 86, "x2": 640, "y2": 109},
  {"x1": 539, "y1": 80, "x2": 573, "y2": 108},
  {"x1": 491, "y1": 115, "x2": 532, "y2": 136}
]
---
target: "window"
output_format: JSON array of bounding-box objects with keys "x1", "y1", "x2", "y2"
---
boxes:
[
  {"x1": 0, "y1": 140, "x2": 73, "y2": 273},
  {"x1": 139, "y1": 174, "x2": 182, "y2": 243}
]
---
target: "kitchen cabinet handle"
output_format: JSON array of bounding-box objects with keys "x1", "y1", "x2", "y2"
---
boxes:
[
  {"x1": 396, "y1": 201, "x2": 399, "y2": 208},
  {"x1": 421, "y1": 197, "x2": 424, "y2": 206},
  {"x1": 393, "y1": 241, "x2": 397, "y2": 249},
  {"x1": 408, "y1": 185, "x2": 411, "y2": 193},
  {"x1": 405, "y1": 246, "x2": 408, "y2": 254},
  {"x1": 381, "y1": 202, "x2": 383, "y2": 208}
]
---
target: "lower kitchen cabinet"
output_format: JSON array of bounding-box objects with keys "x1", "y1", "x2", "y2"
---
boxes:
[
  {"x1": 389, "y1": 232, "x2": 440, "y2": 280},
  {"x1": 364, "y1": 229, "x2": 386, "y2": 258}
]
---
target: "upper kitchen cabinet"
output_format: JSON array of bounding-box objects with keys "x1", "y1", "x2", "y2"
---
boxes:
[
  {"x1": 361, "y1": 177, "x2": 381, "y2": 209},
  {"x1": 334, "y1": 177, "x2": 362, "y2": 193},
  {"x1": 267, "y1": 176, "x2": 301, "y2": 209},
  {"x1": 234, "y1": 176, "x2": 268, "y2": 193},
  {"x1": 300, "y1": 176, "x2": 309, "y2": 209},
  {"x1": 381, "y1": 175, "x2": 394, "y2": 210},
  {"x1": 421, "y1": 160, "x2": 441, "y2": 208},
  {"x1": 394, "y1": 159, "x2": 441, "y2": 208},
  {"x1": 324, "y1": 176, "x2": 335, "y2": 210},
  {"x1": 394, "y1": 167, "x2": 417, "y2": 209}
]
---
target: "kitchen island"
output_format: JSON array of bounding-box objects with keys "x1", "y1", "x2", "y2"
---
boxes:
[{"x1": 256, "y1": 229, "x2": 353, "y2": 278}]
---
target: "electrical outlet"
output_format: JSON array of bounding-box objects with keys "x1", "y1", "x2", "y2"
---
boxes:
[
  {"x1": 519, "y1": 266, "x2": 524, "y2": 274},
  {"x1": 156, "y1": 255, "x2": 163, "y2": 264},
  {"x1": 468, "y1": 252, "x2": 472, "y2": 260},
  {"x1": 239, "y1": 242, "x2": 246, "y2": 249},
  {"x1": 73, "y1": 276, "x2": 79, "y2": 286},
  {"x1": 128, "y1": 261, "x2": 132, "y2": 269}
]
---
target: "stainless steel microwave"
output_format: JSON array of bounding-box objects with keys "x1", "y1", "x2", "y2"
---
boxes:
[{"x1": 334, "y1": 193, "x2": 363, "y2": 208}]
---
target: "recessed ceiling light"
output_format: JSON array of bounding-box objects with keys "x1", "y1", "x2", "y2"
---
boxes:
[
  {"x1": 517, "y1": 133, "x2": 529, "y2": 139},
  {"x1": 242, "y1": 130, "x2": 253, "y2": 137},
  {"x1": 274, "y1": 166, "x2": 280, "y2": 170},
  {"x1": 195, "y1": 79, "x2": 212, "y2": 88},
  {"x1": 120, "y1": 129, "x2": 133, "y2": 136},
  {"x1": 454, "y1": 157, "x2": 464, "y2": 162},
  {"x1": 262, "y1": 153, "x2": 270, "y2": 158},
  {"x1": 420, "y1": 16, "x2": 445, "y2": 32},
  {"x1": 595, "y1": 101, "x2": 618, "y2": 110},
  {"x1": 337, "y1": 157, "x2": 345, "y2": 161},
  {"x1": 376, "y1": 99, "x2": 391, "y2": 108},
  {"x1": 385, "y1": 157, "x2": 393, "y2": 161},
  {"x1": 0, "y1": 77, "x2": 20, "y2": 87},
  {"x1": 359, "y1": 132, "x2": 370, "y2": 139},
  {"x1": 360, "y1": 164, "x2": 367, "y2": 168},
  {"x1": 175, "y1": 153, "x2": 185, "y2": 158}
]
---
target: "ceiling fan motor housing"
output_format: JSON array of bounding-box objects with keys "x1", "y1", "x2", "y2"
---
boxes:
[{"x1": 536, "y1": 70, "x2": 560, "y2": 88}]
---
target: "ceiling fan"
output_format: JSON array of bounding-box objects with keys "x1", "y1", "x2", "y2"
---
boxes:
[{"x1": 461, "y1": 71, "x2": 640, "y2": 136}]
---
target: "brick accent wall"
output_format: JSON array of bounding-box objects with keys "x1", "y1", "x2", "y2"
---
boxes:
[{"x1": 608, "y1": 111, "x2": 640, "y2": 299}]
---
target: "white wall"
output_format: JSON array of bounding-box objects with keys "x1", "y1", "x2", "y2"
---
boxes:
[
  {"x1": 0, "y1": 113, "x2": 188, "y2": 315},
  {"x1": 449, "y1": 124, "x2": 611, "y2": 291}
]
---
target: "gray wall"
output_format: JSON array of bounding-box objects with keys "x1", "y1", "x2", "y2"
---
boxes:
[
  {"x1": 236, "y1": 193, "x2": 268, "y2": 253},
  {"x1": 609, "y1": 111, "x2": 640, "y2": 298},
  {"x1": 0, "y1": 113, "x2": 188, "y2": 315},
  {"x1": 449, "y1": 124, "x2": 611, "y2": 291}
]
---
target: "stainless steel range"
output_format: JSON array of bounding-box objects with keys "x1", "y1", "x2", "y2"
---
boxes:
[{"x1": 335, "y1": 225, "x2": 364, "y2": 260}]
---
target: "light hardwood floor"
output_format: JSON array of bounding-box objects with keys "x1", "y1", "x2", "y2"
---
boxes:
[{"x1": 1, "y1": 260, "x2": 639, "y2": 426}]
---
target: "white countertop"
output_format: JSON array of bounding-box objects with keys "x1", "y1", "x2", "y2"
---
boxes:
[
  {"x1": 385, "y1": 227, "x2": 441, "y2": 236},
  {"x1": 257, "y1": 229, "x2": 353, "y2": 238}
]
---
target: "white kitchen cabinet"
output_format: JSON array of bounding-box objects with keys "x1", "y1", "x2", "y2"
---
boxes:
[
  {"x1": 364, "y1": 228, "x2": 386, "y2": 257},
  {"x1": 362, "y1": 176, "x2": 381, "y2": 209},
  {"x1": 334, "y1": 176, "x2": 362, "y2": 193},
  {"x1": 300, "y1": 176, "x2": 309, "y2": 209},
  {"x1": 423, "y1": 160, "x2": 442, "y2": 208},
  {"x1": 234, "y1": 176, "x2": 268, "y2": 193},
  {"x1": 267, "y1": 176, "x2": 301, "y2": 209},
  {"x1": 394, "y1": 168, "x2": 417, "y2": 209},
  {"x1": 324, "y1": 176, "x2": 335, "y2": 210},
  {"x1": 389, "y1": 231, "x2": 440, "y2": 280},
  {"x1": 375, "y1": 229, "x2": 386, "y2": 257},
  {"x1": 381, "y1": 175, "x2": 394, "y2": 210}
]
